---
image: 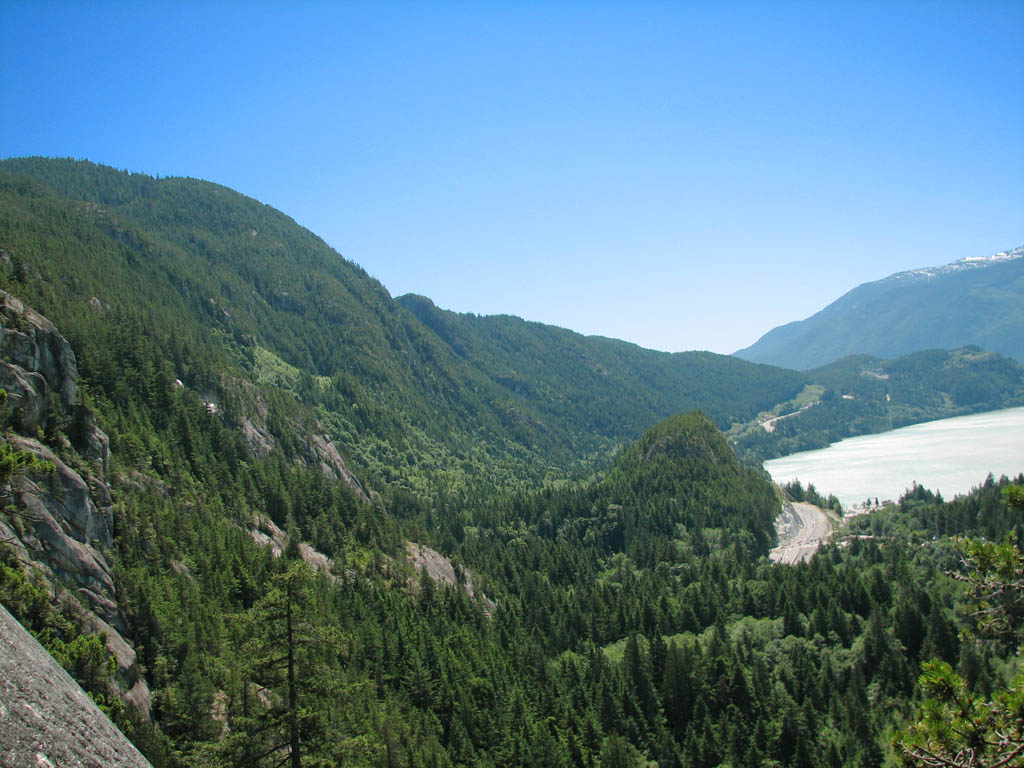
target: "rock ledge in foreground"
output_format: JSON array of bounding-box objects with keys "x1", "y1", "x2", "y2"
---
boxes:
[{"x1": 0, "y1": 602, "x2": 151, "y2": 768}]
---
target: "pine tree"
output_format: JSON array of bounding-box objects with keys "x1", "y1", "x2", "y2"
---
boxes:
[
  {"x1": 219, "y1": 561, "x2": 338, "y2": 767},
  {"x1": 895, "y1": 487, "x2": 1024, "y2": 767}
]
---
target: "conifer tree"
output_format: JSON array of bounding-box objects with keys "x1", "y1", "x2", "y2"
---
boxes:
[
  {"x1": 220, "y1": 561, "x2": 335, "y2": 768},
  {"x1": 896, "y1": 487, "x2": 1024, "y2": 767}
]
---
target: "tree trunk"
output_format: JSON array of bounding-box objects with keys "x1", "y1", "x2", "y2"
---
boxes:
[{"x1": 287, "y1": 598, "x2": 300, "y2": 768}]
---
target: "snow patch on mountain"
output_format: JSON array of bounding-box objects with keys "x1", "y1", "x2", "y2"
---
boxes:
[{"x1": 884, "y1": 246, "x2": 1023, "y2": 284}]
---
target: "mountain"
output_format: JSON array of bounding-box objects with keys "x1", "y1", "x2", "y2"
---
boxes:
[
  {"x1": 2, "y1": 156, "x2": 1024, "y2": 768},
  {"x1": 0, "y1": 156, "x2": 808, "y2": 491},
  {"x1": 734, "y1": 246, "x2": 1024, "y2": 370},
  {"x1": 396, "y1": 294, "x2": 805, "y2": 441},
  {"x1": 3, "y1": 157, "x2": 1018, "y2": 489},
  {"x1": 399, "y1": 293, "x2": 1024, "y2": 466}
]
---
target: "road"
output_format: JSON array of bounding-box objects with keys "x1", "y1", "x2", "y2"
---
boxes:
[
  {"x1": 769, "y1": 501, "x2": 834, "y2": 564},
  {"x1": 761, "y1": 400, "x2": 819, "y2": 432}
]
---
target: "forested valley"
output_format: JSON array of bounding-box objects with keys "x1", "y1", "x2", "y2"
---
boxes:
[{"x1": 1, "y1": 158, "x2": 1022, "y2": 768}]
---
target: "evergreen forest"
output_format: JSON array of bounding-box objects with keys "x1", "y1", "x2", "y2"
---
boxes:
[{"x1": 1, "y1": 157, "x2": 1022, "y2": 768}]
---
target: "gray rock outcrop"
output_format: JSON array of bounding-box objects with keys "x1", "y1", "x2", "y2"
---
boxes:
[
  {"x1": 249, "y1": 513, "x2": 335, "y2": 576},
  {"x1": 406, "y1": 541, "x2": 496, "y2": 616},
  {"x1": 0, "y1": 290, "x2": 149, "y2": 716},
  {"x1": 0, "y1": 290, "x2": 78, "y2": 417},
  {"x1": 0, "y1": 289, "x2": 109, "y2": 467},
  {"x1": 310, "y1": 432, "x2": 371, "y2": 503},
  {"x1": 1, "y1": 428, "x2": 119, "y2": 633},
  {"x1": 0, "y1": 603, "x2": 152, "y2": 768}
]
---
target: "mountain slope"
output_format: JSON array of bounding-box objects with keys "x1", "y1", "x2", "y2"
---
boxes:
[
  {"x1": 398, "y1": 294, "x2": 805, "y2": 439},
  {"x1": 3, "y1": 156, "x2": 1024, "y2": 768},
  {"x1": 734, "y1": 246, "x2": 1024, "y2": 369},
  {"x1": 3, "y1": 157, "x2": 1021, "y2": 486},
  {"x1": 0, "y1": 157, "x2": 806, "y2": 489}
]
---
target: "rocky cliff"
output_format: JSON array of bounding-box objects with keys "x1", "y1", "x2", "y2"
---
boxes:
[
  {"x1": 0, "y1": 290, "x2": 79, "y2": 431},
  {"x1": 0, "y1": 289, "x2": 149, "y2": 714}
]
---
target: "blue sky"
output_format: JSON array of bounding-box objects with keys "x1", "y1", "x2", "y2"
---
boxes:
[{"x1": 3, "y1": 1, "x2": 1022, "y2": 354}]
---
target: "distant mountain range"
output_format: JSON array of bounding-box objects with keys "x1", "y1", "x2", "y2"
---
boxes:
[{"x1": 734, "y1": 246, "x2": 1024, "y2": 370}]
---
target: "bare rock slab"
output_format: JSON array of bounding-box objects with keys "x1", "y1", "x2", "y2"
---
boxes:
[{"x1": 0, "y1": 603, "x2": 151, "y2": 768}]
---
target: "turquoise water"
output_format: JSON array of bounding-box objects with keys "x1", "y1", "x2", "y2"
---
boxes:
[{"x1": 763, "y1": 406, "x2": 1024, "y2": 508}]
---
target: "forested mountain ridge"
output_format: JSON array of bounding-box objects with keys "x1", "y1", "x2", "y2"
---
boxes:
[
  {"x1": 0, "y1": 157, "x2": 548, "y2": 492},
  {"x1": 1, "y1": 157, "x2": 1019, "y2": 486},
  {"x1": 0, "y1": 156, "x2": 807, "y2": 493},
  {"x1": 734, "y1": 246, "x2": 1024, "y2": 369},
  {"x1": 396, "y1": 293, "x2": 1024, "y2": 466},
  {"x1": 397, "y1": 293, "x2": 806, "y2": 438},
  {"x1": 2, "y1": 156, "x2": 1024, "y2": 767}
]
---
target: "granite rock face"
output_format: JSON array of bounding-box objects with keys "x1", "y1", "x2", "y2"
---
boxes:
[
  {"x1": 1, "y1": 435, "x2": 119, "y2": 625},
  {"x1": 0, "y1": 289, "x2": 109, "y2": 466},
  {"x1": 249, "y1": 513, "x2": 336, "y2": 577},
  {"x1": 0, "y1": 603, "x2": 152, "y2": 768},
  {"x1": 406, "y1": 541, "x2": 496, "y2": 616},
  {"x1": 0, "y1": 291, "x2": 150, "y2": 716},
  {"x1": 0, "y1": 363, "x2": 48, "y2": 434},
  {"x1": 310, "y1": 432, "x2": 371, "y2": 503},
  {"x1": 0, "y1": 290, "x2": 78, "y2": 413}
]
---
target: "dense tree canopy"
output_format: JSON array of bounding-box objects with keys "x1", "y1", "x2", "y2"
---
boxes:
[{"x1": 0, "y1": 157, "x2": 1022, "y2": 767}]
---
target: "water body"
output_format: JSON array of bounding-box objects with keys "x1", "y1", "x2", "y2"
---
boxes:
[{"x1": 763, "y1": 406, "x2": 1024, "y2": 508}]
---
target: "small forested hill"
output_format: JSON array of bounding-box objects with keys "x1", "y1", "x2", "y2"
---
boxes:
[
  {"x1": 734, "y1": 246, "x2": 1024, "y2": 369},
  {"x1": 602, "y1": 412, "x2": 779, "y2": 556},
  {"x1": 444, "y1": 412, "x2": 781, "y2": 578}
]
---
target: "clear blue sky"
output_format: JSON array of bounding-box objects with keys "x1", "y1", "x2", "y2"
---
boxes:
[{"x1": 3, "y1": 1, "x2": 1022, "y2": 354}]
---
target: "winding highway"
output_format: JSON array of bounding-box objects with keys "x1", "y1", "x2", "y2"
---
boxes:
[{"x1": 769, "y1": 501, "x2": 834, "y2": 564}]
